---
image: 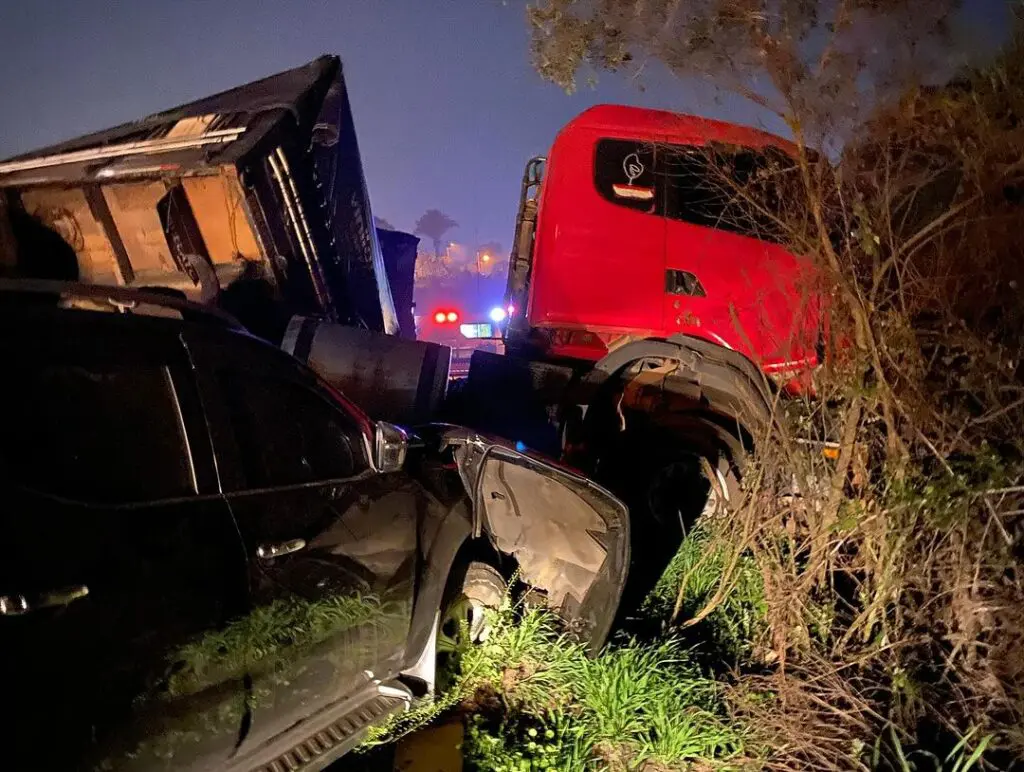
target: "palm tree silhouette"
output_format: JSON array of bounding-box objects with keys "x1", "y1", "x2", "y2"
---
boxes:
[{"x1": 414, "y1": 209, "x2": 458, "y2": 258}]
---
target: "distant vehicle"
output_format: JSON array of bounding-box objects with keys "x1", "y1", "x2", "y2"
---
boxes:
[
  {"x1": 417, "y1": 308, "x2": 504, "y2": 378},
  {"x1": 0, "y1": 281, "x2": 628, "y2": 771}
]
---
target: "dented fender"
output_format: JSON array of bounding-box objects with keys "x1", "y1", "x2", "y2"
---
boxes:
[
  {"x1": 586, "y1": 333, "x2": 775, "y2": 439},
  {"x1": 437, "y1": 426, "x2": 630, "y2": 651}
]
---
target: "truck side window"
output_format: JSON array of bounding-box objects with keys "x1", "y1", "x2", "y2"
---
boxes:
[
  {"x1": 219, "y1": 373, "x2": 368, "y2": 489},
  {"x1": 659, "y1": 145, "x2": 794, "y2": 244},
  {"x1": 594, "y1": 139, "x2": 657, "y2": 214},
  {"x1": 1, "y1": 363, "x2": 195, "y2": 503}
]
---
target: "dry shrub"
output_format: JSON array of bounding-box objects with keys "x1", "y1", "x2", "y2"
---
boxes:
[
  {"x1": 729, "y1": 655, "x2": 883, "y2": 771},
  {"x1": 526, "y1": 1, "x2": 1024, "y2": 765},
  {"x1": 638, "y1": 23, "x2": 1024, "y2": 769},
  {"x1": 707, "y1": 29, "x2": 1024, "y2": 766}
]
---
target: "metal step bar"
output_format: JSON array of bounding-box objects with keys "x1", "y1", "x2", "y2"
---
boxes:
[{"x1": 241, "y1": 681, "x2": 412, "y2": 772}]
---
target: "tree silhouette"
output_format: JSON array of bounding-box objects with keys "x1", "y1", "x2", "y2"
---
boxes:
[
  {"x1": 414, "y1": 209, "x2": 458, "y2": 258},
  {"x1": 373, "y1": 216, "x2": 396, "y2": 231},
  {"x1": 528, "y1": 0, "x2": 958, "y2": 140}
]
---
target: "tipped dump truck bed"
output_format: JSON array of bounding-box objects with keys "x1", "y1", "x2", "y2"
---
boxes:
[{"x1": 0, "y1": 56, "x2": 400, "y2": 340}]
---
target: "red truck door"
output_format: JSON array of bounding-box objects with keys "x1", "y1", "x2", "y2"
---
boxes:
[
  {"x1": 530, "y1": 133, "x2": 665, "y2": 339},
  {"x1": 658, "y1": 145, "x2": 821, "y2": 372}
]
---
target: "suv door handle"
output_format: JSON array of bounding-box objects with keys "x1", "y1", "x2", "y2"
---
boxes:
[
  {"x1": 322, "y1": 484, "x2": 344, "y2": 500},
  {"x1": 256, "y1": 539, "x2": 307, "y2": 560},
  {"x1": 0, "y1": 584, "x2": 90, "y2": 616}
]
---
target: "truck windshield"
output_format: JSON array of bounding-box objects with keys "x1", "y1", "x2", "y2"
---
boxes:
[{"x1": 594, "y1": 139, "x2": 800, "y2": 244}]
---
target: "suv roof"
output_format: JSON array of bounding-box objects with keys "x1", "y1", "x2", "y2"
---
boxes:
[{"x1": 0, "y1": 279, "x2": 244, "y2": 329}]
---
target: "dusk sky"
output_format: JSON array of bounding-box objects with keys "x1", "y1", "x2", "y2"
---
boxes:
[{"x1": 0, "y1": 0, "x2": 1011, "y2": 252}]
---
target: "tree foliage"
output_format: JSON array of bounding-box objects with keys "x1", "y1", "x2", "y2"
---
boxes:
[
  {"x1": 528, "y1": 0, "x2": 961, "y2": 140},
  {"x1": 413, "y1": 248, "x2": 454, "y2": 285},
  {"x1": 477, "y1": 240, "x2": 504, "y2": 261},
  {"x1": 474, "y1": 240, "x2": 506, "y2": 277}
]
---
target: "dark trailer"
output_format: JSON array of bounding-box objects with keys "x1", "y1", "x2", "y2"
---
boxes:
[{"x1": 0, "y1": 55, "x2": 398, "y2": 343}]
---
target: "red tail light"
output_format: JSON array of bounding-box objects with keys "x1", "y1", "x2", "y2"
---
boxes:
[{"x1": 432, "y1": 309, "x2": 461, "y2": 324}]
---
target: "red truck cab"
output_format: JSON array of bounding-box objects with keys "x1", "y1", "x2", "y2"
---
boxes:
[{"x1": 508, "y1": 105, "x2": 823, "y2": 383}]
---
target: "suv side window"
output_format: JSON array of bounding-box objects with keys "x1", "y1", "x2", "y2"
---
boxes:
[
  {"x1": 219, "y1": 372, "x2": 368, "y2": 489},
  {"x1": 1, "y1": 362, "x2": 195, "y2": 503}
]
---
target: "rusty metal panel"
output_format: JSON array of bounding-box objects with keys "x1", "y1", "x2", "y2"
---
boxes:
[
  {"x1": 19, "y1": 187, "x2": 121, "y2": 284},
  {"x1": 102, "y1": 182, "x2": 176, "y2": 276},
  {"x1": 182, "y1": 171, "x2": 261, "y2": 265}
]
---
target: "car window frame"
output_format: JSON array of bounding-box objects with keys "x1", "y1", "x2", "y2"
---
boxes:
[
  {"x1": 0, "y1": 316, "x2": 209, "y2": 509},
  {"x1": 657, "y1": 141, "x2": 796, "y2": 244},
  {"x1": 187, "y1": 332, "x2": 375, "y2": 497}
]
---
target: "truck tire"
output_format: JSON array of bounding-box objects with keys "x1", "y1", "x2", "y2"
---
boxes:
[{"x1": 594, "y1": 416, "x2": 740, "y2": 621}]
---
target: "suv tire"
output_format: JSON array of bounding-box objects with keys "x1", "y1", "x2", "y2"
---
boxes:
[{"x1": 435, "y1": 561, "x2": 505, "y2": 690}]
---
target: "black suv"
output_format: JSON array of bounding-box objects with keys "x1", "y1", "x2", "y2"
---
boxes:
[{"x1": 0, "y1": 282, "x2": 628, "y2": 772}]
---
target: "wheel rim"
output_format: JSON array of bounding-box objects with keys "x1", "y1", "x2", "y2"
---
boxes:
[
  {"x1": 435, "y1": 592, "x2": 495, "y2": 693},
  {"x1": 437, "y1": 594, "x2": 492, "y2": 655}
]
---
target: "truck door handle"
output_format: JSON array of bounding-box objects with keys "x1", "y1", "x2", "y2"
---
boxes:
[
  {"x1": 256, "y1": 538, "x2": 307, "y2": 560},
  {"x1": 0, "y1": 584, "x2": 90, "y2": 616}
]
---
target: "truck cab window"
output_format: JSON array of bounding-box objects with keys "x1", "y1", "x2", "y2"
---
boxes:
[
  {"x1": 594, "y1": 139, "x2": 657, "y2": 213},
  {"x1": 1, "y1": 363, "x2": 195, "y2": 503},
  {"x1": 659, "y1": 145, "x2": 795, "y2": 244},
  {"x1": 219, "y1": 373, "x2": 368, "y2": 489}
]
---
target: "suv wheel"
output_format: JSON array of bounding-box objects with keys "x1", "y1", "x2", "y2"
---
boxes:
[{"x1": 436, "y1": 561, "x2": 505, "y2": 690}]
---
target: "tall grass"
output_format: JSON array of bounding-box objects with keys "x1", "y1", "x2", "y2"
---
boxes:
[
  {"x1": 643, "y1": 524, "x2": 768, "y2": 666},
  {"x1": 359, "y1": 578, "x2": 748, "y2": 769},
  {"x1": 458, "y1": 602, "x2": 747, "y2": 770}
]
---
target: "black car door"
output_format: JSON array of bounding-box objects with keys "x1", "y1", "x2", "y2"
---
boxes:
[
  {"x1": 0, "y1": 311, "x2": 250, "y2": 771},
  {"x1": 185, "y1": 331, "x2": 418, "y2": 755}
]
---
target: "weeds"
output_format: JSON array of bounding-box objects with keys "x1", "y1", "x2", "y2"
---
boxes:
[
  {"x1": 643, "y1": 523, "x2": 768, "y2": 665},
  {"x1": 360, "y1": 588, "x2": 748, "y2": 770},
  {"x1": 870, "y1": 724, "x2": 994, "y2": 772},
  {"x1": 459, "y1": 606, "x2": 746, "y2": 770}
]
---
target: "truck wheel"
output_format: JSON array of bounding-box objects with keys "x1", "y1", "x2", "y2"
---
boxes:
[
  {"x1": 435, "y1": 561, "x2": 505, "y2": 691},
  {"x1": 596, "y1": 419, "x2": 739, "y2": 622}
]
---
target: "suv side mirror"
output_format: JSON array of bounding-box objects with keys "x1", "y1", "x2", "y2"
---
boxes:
[{"x1": 373, "y1": 422, "x2": 409, "y2": 473}]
